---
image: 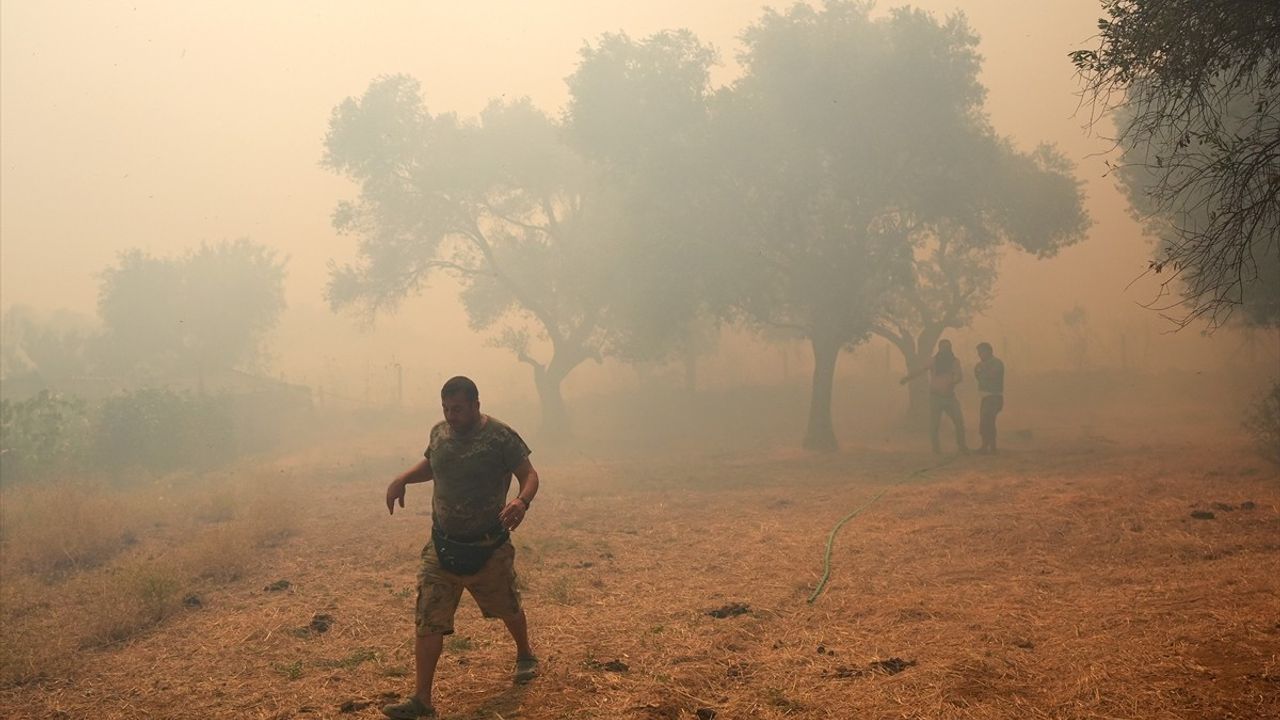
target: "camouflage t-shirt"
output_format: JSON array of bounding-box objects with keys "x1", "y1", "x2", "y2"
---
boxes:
[{"x1": 424, "y1": 416, "x2": 531, "y2": 540}]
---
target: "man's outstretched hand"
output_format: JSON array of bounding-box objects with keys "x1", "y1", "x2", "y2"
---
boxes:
[{"x1": 386, "y1": 478, "x2": 406, "y2": 515}]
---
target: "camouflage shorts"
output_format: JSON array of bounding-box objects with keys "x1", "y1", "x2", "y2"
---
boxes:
[{"x1": 415, "y1": 539, "x2": 521, "y2": 636}]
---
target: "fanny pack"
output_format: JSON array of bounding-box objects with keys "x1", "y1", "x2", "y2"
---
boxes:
[{"x1": 431, "y1": 527, "x2": 509, "y2": 576}]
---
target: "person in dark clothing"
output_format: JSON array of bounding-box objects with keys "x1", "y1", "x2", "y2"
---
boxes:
[
  {"x1": 901, "y1": 339, "x2": 968, "y2": 454},
  {"x1": 973, "y1": 342, "x2": 1005, "y2": 454},
  {"x1": 382, "y1": 377, "x2": 541, "y2": 719}
]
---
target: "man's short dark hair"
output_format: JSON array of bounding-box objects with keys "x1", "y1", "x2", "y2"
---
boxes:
[
  {"x1": 977, "y1": 342, "x2": 993, "y2": 354},
  {"x1": 441, "y1": 376, "x2": 479, "y2": 402}
]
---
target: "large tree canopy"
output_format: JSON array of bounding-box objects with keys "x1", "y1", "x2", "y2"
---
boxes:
[
  {"x1": 713, "y1": 1, "x2": 1062, "y2": 450},
  {"x1": 1113, "y1": 95, "x2": 1280, "y2": 329},
  {"x1": 1072, "y1": 0, "x2": 1280, "y2": 328},
  {"x1": 324, "y1": 77, "x2": 613, "y2": 437},
  {"x1": 564, "y1": 30, "x2": 727, "y2": 371}
]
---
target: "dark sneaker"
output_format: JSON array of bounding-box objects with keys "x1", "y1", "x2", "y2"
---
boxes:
[
  {"x1": 382, "y1": 696, "x2": 435, "y2": 719},
  {"x1": 514, "y1": 656, "x2": 540, "y2": 684}
]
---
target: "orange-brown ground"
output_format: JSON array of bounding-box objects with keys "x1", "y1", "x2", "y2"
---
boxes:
[{"x1": 2, "y1": 434, "x2": 1277, "y2": 719}]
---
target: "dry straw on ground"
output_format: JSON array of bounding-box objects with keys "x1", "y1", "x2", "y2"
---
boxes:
[{"x1": 0, "y1": 437, "x2": 1276, "y2": 719}]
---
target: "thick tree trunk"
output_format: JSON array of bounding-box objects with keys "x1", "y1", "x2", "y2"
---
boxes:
[
  {"x1": 893, "y1": 326, "x2": 943, "y2": 430},
  {"x1": 881, "y1": 333, "x2": 923, "y2": 427},
  {"x1": 802, "y1": 334, "x2": 840, "y2": 452},
  {"x1": 906, "y1": 348, "x2": 926, "y2": 425},
  {"x1": 534, "y1": 368, "x2": 570, "y2": 443},
  {"x1": 529, "y1": 342, "x2": 583, "y2": 444}
]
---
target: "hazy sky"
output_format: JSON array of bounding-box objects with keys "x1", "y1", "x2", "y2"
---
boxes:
[{"x1": 1, "y1": 1, "x2": 1235, "y2": 397}]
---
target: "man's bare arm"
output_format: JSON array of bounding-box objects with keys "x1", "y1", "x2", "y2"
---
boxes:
[
  {"x1": 513, "y1": 458, "x2": 539, "y2": 505},
  {"x1": 400, "y1": 458, "x2": 434, "y2": 485},
  {"x1": 900, "y1": 359, "x2": 932, "y2": 385},
  {"x1": 498, "y1": 458, "x2": 539, "y2": 531},
  {"x1": 386, "y1": 458, "x2": 434, "y2": 515}
]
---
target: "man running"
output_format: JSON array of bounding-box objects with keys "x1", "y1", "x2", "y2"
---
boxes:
[
  {"x1": 973, "y1": 342, "x2": 1005, "y2": 454},
  {"x1": 382, "y1": 376, "x2": 540, "y2": 719}
]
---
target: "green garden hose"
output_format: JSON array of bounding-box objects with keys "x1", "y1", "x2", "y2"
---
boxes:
[
  {"x1": 807, "y1": 487, "x2": 889, "y2": 603},
  {"x1": 807, "y1": 455, "x2": 960, "y2": 603}
]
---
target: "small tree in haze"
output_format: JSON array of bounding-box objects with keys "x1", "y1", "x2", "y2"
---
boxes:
[
  {"x1": 0, "y1": 390, "x2": 90, "y2": 484},
  {"x1": 96, "y1": 239, "x2": 286, "y2": 384},
  {"x1": 873, "y1": 143, "x2": 1089, "y2": 425},
  {"x1": 323, "y1": 77, "x2": 614, "y2": 438},
  {"x1": 1060, "y1": 305, "x2": 1093, "y2": 371},
  {"x1": 0, "y1": 306, "x2": 96, "y2": 389},
  {"x1": 714, "y1": 1, "x2": 1055, "y2": 450}
]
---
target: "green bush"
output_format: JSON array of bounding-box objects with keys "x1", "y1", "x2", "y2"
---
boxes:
[
  {"x1": 93, "y1": 387, "x2": 236, "y2": 474},
  {"x1": 1244, "y1": 380, "x2": 1280, "y2": 467},
  {"x1": 0, "y1": 391, "x2": 90, "y2": 484},
  {"x1": 1, "y1": 387, "x2": 239, "y2": 484}
]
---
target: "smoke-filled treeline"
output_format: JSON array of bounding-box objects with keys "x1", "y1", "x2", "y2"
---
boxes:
[
  {"x1": 322, "y1": 2, "x2": 1088, "y2": 448},
  {"x1": 2, "y1": 1, "x2": 1277, "y2": 482}
]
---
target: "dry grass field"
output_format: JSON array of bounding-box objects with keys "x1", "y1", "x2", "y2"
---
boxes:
[{"x1": 2, "y1": 421, "x2": 1278, "y2": 719}]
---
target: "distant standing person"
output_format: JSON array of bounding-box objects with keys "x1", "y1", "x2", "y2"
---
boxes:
[
  {"x1": 973, "y1": 342, "x2": 1005, "y2": 454},
  {"x1": 382, "y1": 376, "x2": 540, "y2": 719},
  {"x1": 901, "y1": 339, "x2": 968, "y2": 454}
]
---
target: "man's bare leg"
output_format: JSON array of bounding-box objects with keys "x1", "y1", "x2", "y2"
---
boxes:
[
  {"x1": 415, "y1": 633, "x2": 444, "y2": 704},
  {"x1": 502, "y1": 610, "x2": 534, "y2": 658},
  {"x1": 503, "y1": 611, "x2": 538, "y2": 682},
  {"x1": 383, "y1": 633, "x2": 442, "y2": 718}
]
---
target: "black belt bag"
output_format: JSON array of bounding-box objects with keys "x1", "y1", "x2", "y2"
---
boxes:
[{"x1": 431, "y1": 527, "x2": 509, "y2": 576}]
